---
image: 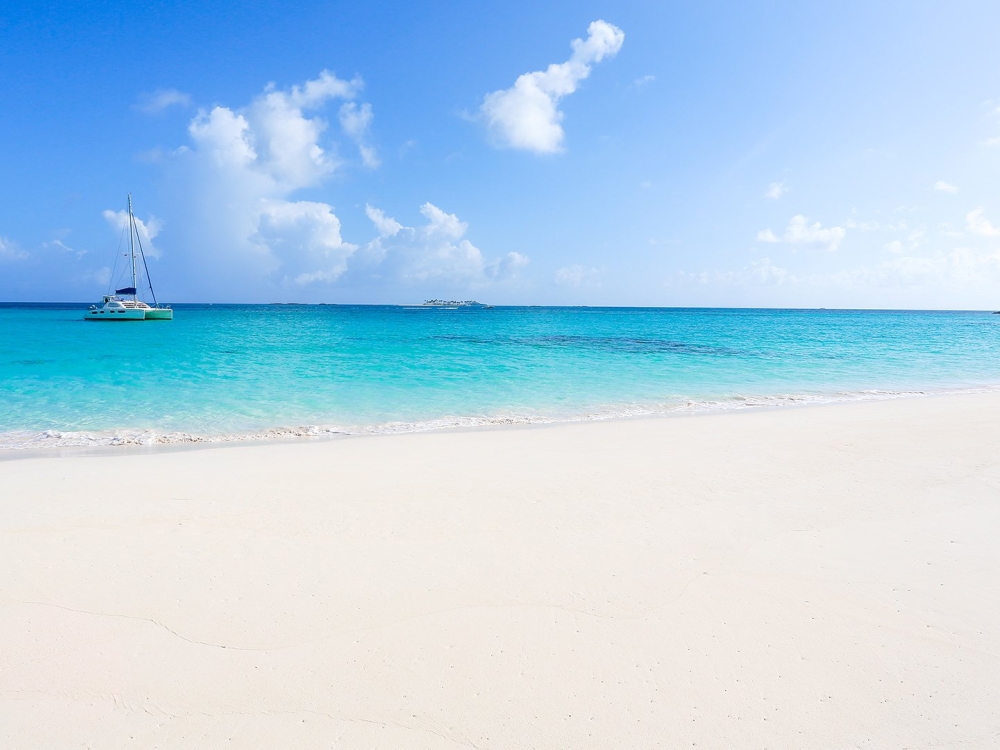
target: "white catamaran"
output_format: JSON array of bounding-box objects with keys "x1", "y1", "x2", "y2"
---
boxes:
[{"x1": 85, "y1": 194, "x2": 172, "y2": 321}]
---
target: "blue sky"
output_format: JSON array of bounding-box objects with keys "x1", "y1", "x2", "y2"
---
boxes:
[{"x1": 2, "y1": 0, "x2": 1000, "y2": 307}]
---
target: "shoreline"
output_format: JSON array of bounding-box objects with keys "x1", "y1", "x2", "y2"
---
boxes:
[{"x1": 3, "y1": 380, "x2": 999, "y2": 458}]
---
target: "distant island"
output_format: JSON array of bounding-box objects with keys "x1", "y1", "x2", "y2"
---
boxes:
[{"x1": 421, "y1": 299, "x2": 492, "y2": 308}]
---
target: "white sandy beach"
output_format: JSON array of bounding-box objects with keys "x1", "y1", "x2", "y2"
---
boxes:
[{"x1": 2, "y1": 392, "x2": 999, "y2": 748}]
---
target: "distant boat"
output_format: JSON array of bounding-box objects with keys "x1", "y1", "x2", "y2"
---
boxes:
[{"x1": 85, "y1": 194, "x2": 172, "y2": 321}]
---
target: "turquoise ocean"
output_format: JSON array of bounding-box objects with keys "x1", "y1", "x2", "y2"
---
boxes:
[{"x1": 2, "y1": 303, "x2": 999, "y2": 449}]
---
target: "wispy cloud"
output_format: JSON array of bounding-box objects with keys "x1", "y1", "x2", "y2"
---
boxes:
[
  {"x1": 757, "y1": 215, "x2": 846, "y2": 252},
  {"x1": 136, "y1": 88, "x2": 192, "y2": 114},
  {"x1": 41, "y1": 238, "x2": 87, "y2": 259},
  {"x1": 339, "y1": 102, "x2": 380, "y2": 168},
  {"x1": 479, "y1": 20, "x2": 624, "y2": 154},
  {"x1": 554, "y1": 264, "x2": 603, "y2": 288},
  {"x1": 764, "y1": 181, "x2": 787, "y2": 199},
  {"x1": 934, "y1": 180, "x2": 959, "y2": 193},
  {"x1": 630, "y1": 74, "x2": 655, "y2": 89},
  {"x1": 668, "y1": 258, "x2": 795, "y2": 288},
  {"x1": 0, "y1": 236, "x2": 28, "y2": 261}
]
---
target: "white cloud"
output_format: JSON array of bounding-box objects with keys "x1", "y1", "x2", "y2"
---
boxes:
[
  {"x1": 669, "y1": 258, "x2": 795, "y2": 288},
  {"x1": 183, "y1": 70, "x2": 367, "y2": 190},
  {"x1": 765, "y1": 182, "x2": 787, "y2": 199},
  {"x1": 101, "y1": 209, "x2": 163, "y2": 258},
  {"x1": 784, "y1": 215, "x2": 845, "y2": 250},
  {"x1": 165, "y1": 71, "x2": 371, "y2": 292},
  {"x1": 845, "y1": 218, "x2": 908, "y2": 231},
  {"x1": 156, "y1": 73, "x2": 520, "y2": 297},
  {"x1": 934, "y1": 180, "x2": 959, "y2": 193},
  {"x1": 967, "y1": 208, "x2": 1000, "y2": 237},
  {"x1": 758, "y1": 215, "x2": 845, "y2": 252},
  {"x1": 479, "y1": 20, "x2": 624, "y2": 154},
  {"x1": 365, "y1": 204, "x2": 402, "y2": 237},
  {"x1": 360, "y1": 203, "x2": 528, "y2": 284},
  {"x1": 743, "y1": 257, "x2": 793, "y2": 285},
  {"x1": 285, "y1": 70, "x2": 360, "y2": 107},
  {"x1": 188, "y1": 107, "x2": 258, "y2": 171},
  {"x1": 338, "y1": 101, "x2": 372, "y2": 139},
  {"x1": 885, "y1": 240, "x2": 904, "y2": 253},
  {"x1": 554, "y1": 264, "x2": 603, "y2": 288},
  {"x1": 41, "y1": 238, "x2": 87, "y2": 259},
  {"x1": 0, "y1": 236, "x2": 28, "y2": 261},
  {"x1": 253, "y1": 200, "x2": 357, "y2": 285},
  {"x1": 358, "y1": 145, "x2": 380, "y2": 169},
  {"x1": 136, "y1": 88, "x2": 192, "y2": 114},
  {"x1": 244, "y1": 74, "x2": 356, "y2": 188},
  {"x1": 240, "y1": 71, "x2": 376, "y2": 176},
  {"x1": 631, "y1": 74, "x2": 655, "y2": 89},
  {"x1": 339, "y1": 102, "x2": 380, "y2": 168},
  {"x1": 877, "y1": 246, "x2": 1000, "y2": 289}
]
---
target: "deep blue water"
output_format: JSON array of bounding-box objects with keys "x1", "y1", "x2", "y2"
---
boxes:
[{"x1": 1, "y1": 303, "x2": 999, "y2": 448}]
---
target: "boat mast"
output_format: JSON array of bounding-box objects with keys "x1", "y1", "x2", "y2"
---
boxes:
[{"x1": 127, "y1": 193, "x2": 137, "y2": 301}]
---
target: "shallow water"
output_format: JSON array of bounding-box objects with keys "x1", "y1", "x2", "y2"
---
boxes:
[{"x1": 2, "y1": 304, "x2": 999, "y2": 448}]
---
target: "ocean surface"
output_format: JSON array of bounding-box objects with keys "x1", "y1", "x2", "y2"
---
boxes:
[{"x1": 2, "y1": 303, "x2": 999, "y2": 449}]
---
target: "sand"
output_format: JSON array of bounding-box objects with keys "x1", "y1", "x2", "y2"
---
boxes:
[{"x1": 2, "y1": 392, "x2": 999, "y2": 748}]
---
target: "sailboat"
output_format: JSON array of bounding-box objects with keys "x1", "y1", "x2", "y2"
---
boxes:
[{"x1": 85, "y1": 194, "x2": 173, "y2": 321}]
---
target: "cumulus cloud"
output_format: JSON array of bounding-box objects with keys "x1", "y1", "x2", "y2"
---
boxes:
[
  {"x1": 359, "y1": 202, "x2": 528, "y2": 285},
  {"x1": 934, "y1": 180, "x2": 959, "y2": 193},
  {"x1": 144, "y1": 71, "x2": 523, "y2": 298},
  {"x1": 101, "y1": 209, "x2": 163, "y2": 258},
  {"x1": 253, "y1": 201, "x2": 357, "y2": 285},
  {"x1": 967, "y1": 208, "x2": 1000, "y2": 237},
  {"x1": 479, "y1": 20, "x2": 624, "y2": 154},
  {"x1": 555, "y1": 264, "x2": 603, "y2": 288},
  {"x1": 765, "y1": 182, "x2": 787, "y2": 199},
  {"x1": 244, "y1": 72, "x2": 362, "y2": 187},
  {"x1": 183, "y1": 69, "x2": 368, "y2": 189},
  {"x1": 757, "y1": 215, "x2": 846, "y2": 252},
  {"x1": 136, "y1": 88, "x2": 192, "y2": 114},
  {"x1": 164, "y1": 71, "x2": 370, "y2": 292}
]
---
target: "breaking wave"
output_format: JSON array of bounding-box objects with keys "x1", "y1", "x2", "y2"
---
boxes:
[{"x1": 3, "y1": 384, "x2": 996, "y2": 452}]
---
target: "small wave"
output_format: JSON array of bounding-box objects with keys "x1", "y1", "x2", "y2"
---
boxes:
[{"x1": 2, "y1": 384, "x2": 998, "y2": 452}]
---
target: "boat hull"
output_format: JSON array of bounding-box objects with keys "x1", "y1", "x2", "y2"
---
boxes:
[
  {"x1": 85, "y1": 308, "x2": 146, "y2": 321},
  {"x1": 144, "y1": 308, "x2": 173, "y2": 320}
]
